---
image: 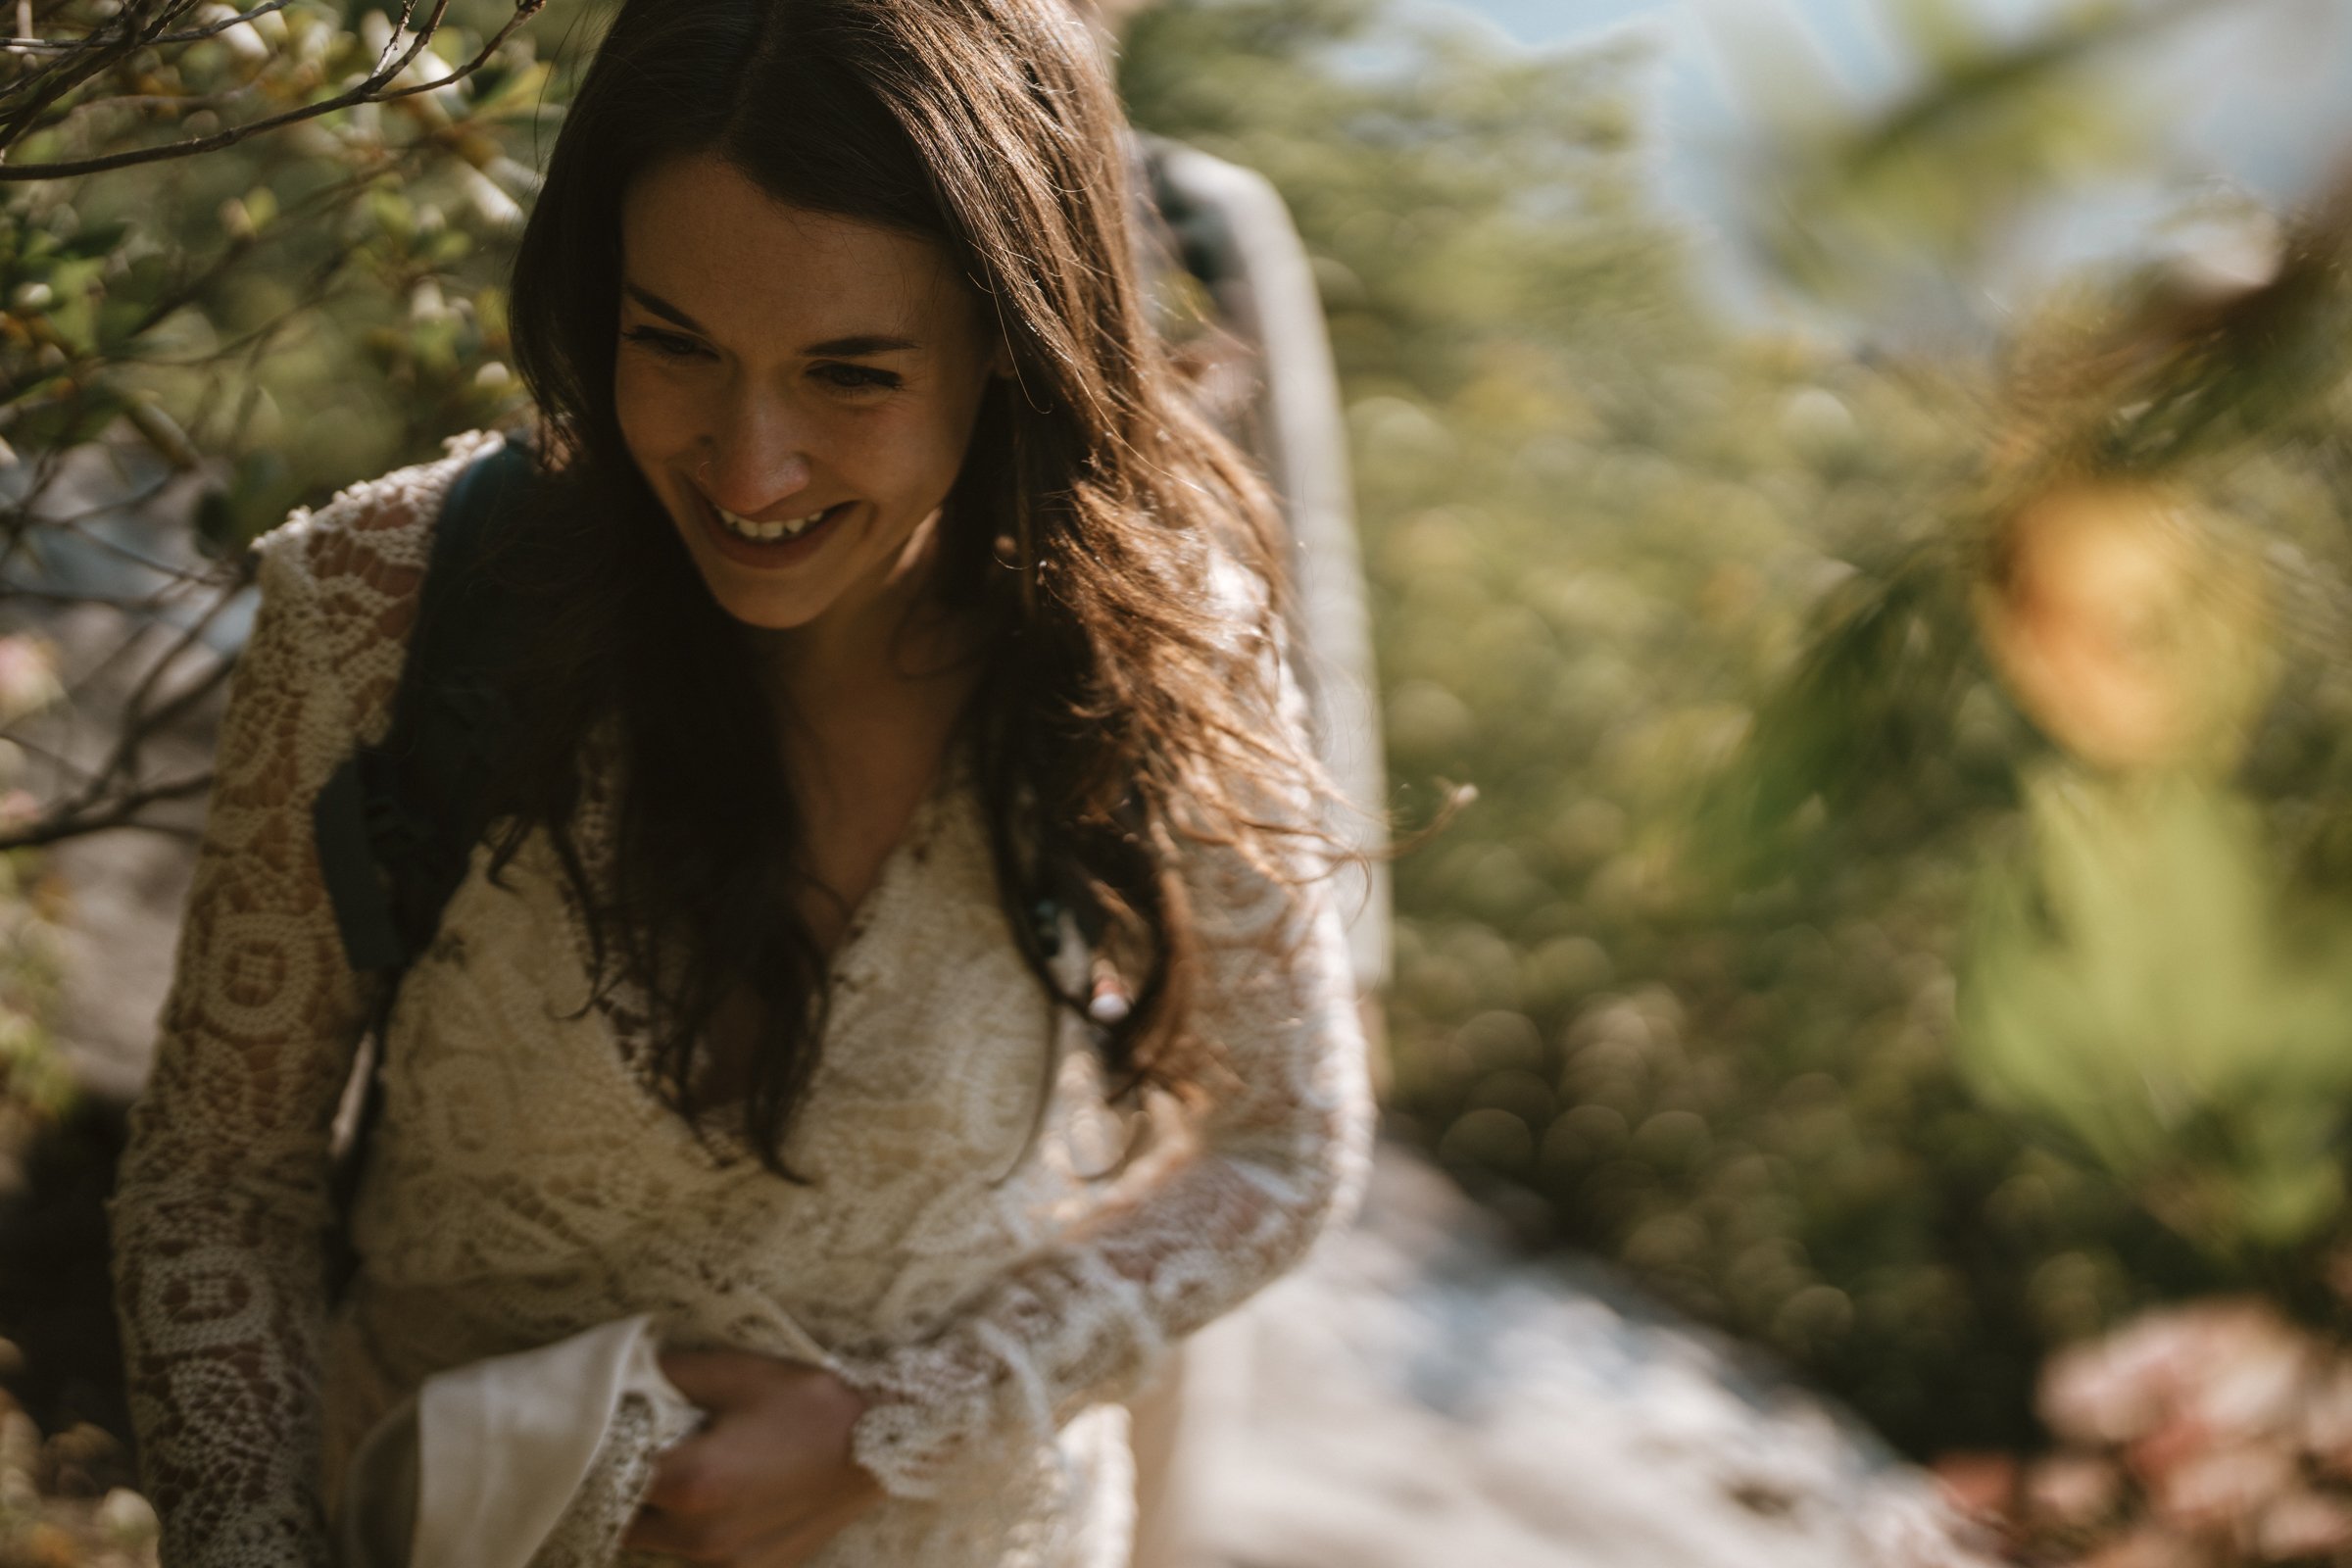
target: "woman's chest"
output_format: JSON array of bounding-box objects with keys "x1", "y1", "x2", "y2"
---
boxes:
[{"x1": 353, "y1": 789, "x2": 1104, "y2": 1319}]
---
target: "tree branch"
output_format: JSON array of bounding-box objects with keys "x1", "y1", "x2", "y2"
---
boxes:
[{"x1": 0, "y1": 0, "x2": 543, "y2": 179}]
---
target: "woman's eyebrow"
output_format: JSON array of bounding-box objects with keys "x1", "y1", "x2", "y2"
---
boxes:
[
  {"x1": 622, "y1": 283, "x2": 708, "y2": 333},
  {"x1": 620, "y1": 287, "x2": 916, "y2": 360},
  {"x1": 802, "y1": 333, "x2": 921, "y2": 358}
]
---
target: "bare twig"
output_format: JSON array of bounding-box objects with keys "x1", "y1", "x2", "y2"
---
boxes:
[
  {"x1": 112, "y1": 563, "x2": 241, "y2": 731},
  {"x1": 0, "y1": 726, "x2": 104, "y2": 789},
  {"x1": 0, "y1": 0, "x2": 197, "y2": 150},
  {"x1": 0, "y1": 0, "x2": 545, "y2": 179},
  {"x1": 29, "y1": 70, "x2": 270, "y2": 132},
  {"x1": 38, "y1": 515, "x2": 223, "y2": 585},
  {"x1": 0, "y1": 0, "x2": 290, "y2": 52},
  {"x1": 0, "y1": 578, "x2": 189, "y2": 610},
  {"x1": 0, "y1": 768, "x2": 214, "y2": 849}
]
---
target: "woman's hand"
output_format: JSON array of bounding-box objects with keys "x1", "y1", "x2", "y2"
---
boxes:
[{"x1": 622, "y1": 1348, "x2": 884, "y2": 1566}]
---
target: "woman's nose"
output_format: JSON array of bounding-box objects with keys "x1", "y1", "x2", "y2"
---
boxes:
[{"x1": 701, "y1": 394, "x2": 815, "y2": 515}]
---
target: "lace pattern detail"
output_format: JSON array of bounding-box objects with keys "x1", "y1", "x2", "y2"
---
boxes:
[
  {"x1": 841, "y1": 826, "x2": 1371, "y2": 1501},
  {"x1": 535, "y1": 1391, "x2": 702, "y2": 1568},
  {"x1": 108, "y1": 430, "x2": 1373, "y2": 1565},
  {"x1": 109, "y1": 432, "x2": 504, "y2": 1568}
]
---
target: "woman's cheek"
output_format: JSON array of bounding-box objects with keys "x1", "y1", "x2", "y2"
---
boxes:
[
  {"x1": 612, "y1": 358, "x2": 666, "y2": 445},
  {"x1": 612, "y1": 358, "x2": 656, "y2": 462},
  {"x1": 613, "y1": 360, "x2": 708, "y2": 474}
]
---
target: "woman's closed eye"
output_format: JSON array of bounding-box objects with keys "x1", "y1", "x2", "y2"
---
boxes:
[
  {"x1": 621, "y1": 325, "x2": 710, "y2": 361},
  {"x1": 811, "y1": 362, "x2": 903, "y2": 393}
]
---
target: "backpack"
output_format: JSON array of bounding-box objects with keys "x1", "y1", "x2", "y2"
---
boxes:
[
  {"x1": 313, "y1": 437, "x2": 538, "y2": 986},
  {"x1": 310, "y1": 437, "x2": 536, "y2": 1250}
]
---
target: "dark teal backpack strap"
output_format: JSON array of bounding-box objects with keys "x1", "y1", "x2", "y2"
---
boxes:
[
  {"x1": 312, "y1": 437, "x2": 535, "y2": 1292},
  {"x1": 313, "y1": 437, "x2": 537, "y2": 983},
  {"x1": 311, "y1": 760, "x2": 405, "y2": 972}
]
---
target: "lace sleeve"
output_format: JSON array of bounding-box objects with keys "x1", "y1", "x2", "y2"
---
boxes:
[
  {"x1": 844, "y1": 636, "x2": 1377, "y2": 1502},
  {"x1": 108, "y1": 433, "x2": 498, "y2": 1566}
]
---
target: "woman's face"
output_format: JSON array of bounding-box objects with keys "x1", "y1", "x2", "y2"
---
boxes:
[{"x1": 614, "y1": 154, "x2": 1003, "y2": 633}]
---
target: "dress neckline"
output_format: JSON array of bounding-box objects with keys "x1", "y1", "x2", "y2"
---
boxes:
[
  {"x1": 818, "y1": 746, "x2": 965, "y2": 982},
  {"x1": 518, "y1": 735, "x2": 977, "y2": 1163}
]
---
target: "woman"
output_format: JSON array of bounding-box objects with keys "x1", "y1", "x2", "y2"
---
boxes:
[{"x1": 106, "y1": 0, "x2": 1372, "y2": 1563}]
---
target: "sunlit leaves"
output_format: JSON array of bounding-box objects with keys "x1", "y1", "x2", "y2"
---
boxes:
[{"x1": 0, "y1": 3, "x2": 561, "y2": 526}]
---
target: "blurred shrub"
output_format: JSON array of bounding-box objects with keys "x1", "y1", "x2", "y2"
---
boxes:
[
  {"x1": 0, "y1": 634, "x2": 68, "y2": 1127},
  {"x1": 1963, "y1": 771, "x2": 2352, "y2": 1256},
  {"x1": 0, "y1": 0, "x2": 591, "y2": 853},
  {"x1": 1126, "y1": 0, "x2": 2352, "y2": 1457},
  {"x1": 0, "y1": 0, "x2": 561, "y2": 538}
]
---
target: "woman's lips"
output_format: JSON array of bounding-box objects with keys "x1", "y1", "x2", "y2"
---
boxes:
[
  {"x1": 715, "y1": 501, "x2": 828, "y2": 542},
  {"x1": 695, "y1": 493, "x2": 854, "y2": 567}
]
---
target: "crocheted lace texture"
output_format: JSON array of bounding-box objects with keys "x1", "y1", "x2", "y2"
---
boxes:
[{"x1": 109, "y1": 433, "x2": 1372, "y2": 1567}]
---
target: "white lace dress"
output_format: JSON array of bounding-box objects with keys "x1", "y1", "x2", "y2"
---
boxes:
[{"x1": 109, "y1": 432, "x2": 1374, "y2": 1568}]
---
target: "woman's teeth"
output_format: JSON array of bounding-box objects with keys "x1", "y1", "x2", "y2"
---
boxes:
[{"x1": 715, "y1": 503, "x2": 831, "y2": 542}]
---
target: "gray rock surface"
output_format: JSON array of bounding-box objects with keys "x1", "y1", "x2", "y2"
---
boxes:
[{"x1": 1156, "y1": 1150, "x2": 1998, "y2": 1568}]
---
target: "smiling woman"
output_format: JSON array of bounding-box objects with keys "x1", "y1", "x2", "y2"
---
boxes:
[{"x1": 104, "y1": 0, "x2": 1372, "y2": 1565}]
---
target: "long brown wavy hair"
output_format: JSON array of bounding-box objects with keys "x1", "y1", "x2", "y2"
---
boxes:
[{"x1": 495, "y1": 0, "x2": 1328, "y2": 1171}]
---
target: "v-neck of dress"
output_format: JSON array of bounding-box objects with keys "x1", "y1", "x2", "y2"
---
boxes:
[
  {"x1": 534, "y1": 737, "x2": 972, "y2": 1163},
  {"x1": 814, "y1": 747, "x2": 963, "y2": 983}
]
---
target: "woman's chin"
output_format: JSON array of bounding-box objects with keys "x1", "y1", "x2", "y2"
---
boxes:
[
  {"x1": 670, "y1": 506, "x2": 859, "y2": 630},
  {"x1": 699, "y1": 577, "x2": 833, "y2": 632}
]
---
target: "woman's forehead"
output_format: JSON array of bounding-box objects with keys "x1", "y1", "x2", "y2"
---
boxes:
[{"x1": 619, "y1": 154, "x2": 969, "y2": 349}]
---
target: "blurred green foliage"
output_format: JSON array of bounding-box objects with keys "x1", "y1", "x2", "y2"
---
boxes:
[
  {"x1": 1964, "y1": 770, "x2": 2352, "y2": 1254},
  {"x1": 0, "y1": 635, "x2": 68, "y2": 1126},
  {"x1": 1123, "y1": 0, "x2": 2352, "y2": 1456},
  {"x1": 0, "y1": 853, "x2": 67, "y2": 1128},
  {"x1": 1715, "y1": 0, "x2": 2204, "y2": 322},
  {"x1": 0, "y1": 0, "x2": 549, "y2": 534}
]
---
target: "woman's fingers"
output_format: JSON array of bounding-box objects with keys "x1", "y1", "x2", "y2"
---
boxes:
[
  {"x1": 638, "y1": 1428, "x2": 729, "y2": 1517},
  {"x1": 741, "y1": 1487, "x2": 882, "y2": 1568},
  {"x1": 622, "y1": 1501, "x2": 725, "y2": 1560},
  {"x1": 625, "y1": 1485, "x2": 877, "y2": 1566},
  {"x1": 625, "y1": 1353, "x2": 881, "y2": 1560},
  {"x1": 658, "y1": 1346, "x2": 787, "y2": 1410},
  {"x1": 627, "y1": 1436, "x2": 789, "y2": 1557},
  {"x1": 628, "y1": 1433, "x2": 807, "y2": 1557}
]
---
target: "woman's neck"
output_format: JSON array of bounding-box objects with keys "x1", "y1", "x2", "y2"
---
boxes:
[
  {"x1": 751, "y1": 509, "x2": 954, "y2": 716},
  {"x1": 739, "y1": 511, "x2": 992, "y2": 941},
  {"x1": 747, "y1": 509, "x2": 995, "y2": 773}
]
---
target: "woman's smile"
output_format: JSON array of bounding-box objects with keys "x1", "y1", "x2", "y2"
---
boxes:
[
  {"x1": 711, "y1": 498, "x2": 836, "y2": 544},
  {"x1": 698, "y1": 492, "x2": 859, "y2": 566}
]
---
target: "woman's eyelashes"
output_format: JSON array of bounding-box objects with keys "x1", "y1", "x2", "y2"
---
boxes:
[
  {"x1": 618, "y1": 328, "x2": 902, "y2": 396},
  {"x1": 809, "y1": 362, "x2": 903, "y2": 393},
  {"x1": 621, "y1": 324, "x2": 709, "y2": 361}
]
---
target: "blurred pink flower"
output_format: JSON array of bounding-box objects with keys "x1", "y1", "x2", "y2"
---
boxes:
[
  {"x1": 2042, "y1": 1300, "x2": 2310, "y2": 1449},
  {"x1": 2044, "y1": 1315, "x2": 2196, "y2": 1446},
  {"x1": 2027, "y1": 1453, "x2": 2123, "y2": 1529},
  {"x1": 2253, "y1": 1490, "x2": 2352, "y2": 1560},
  {"x1": 2301, "y1": 1364, "x2": 2352, "y2": 1469},
  {"x1": 2073, "y1": 1525, "x2": 2212, "y2": 1568},
  {"x1": 2178, "y1": 1311, "x2": 2312, "y2": 1441},
  {"x1": 2143, "y1": 1441, "x2": 2296, "y2": 1534},
  {"x1": 1932, "y1": 1450, "x2": 2019, "y2": 1522}
]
